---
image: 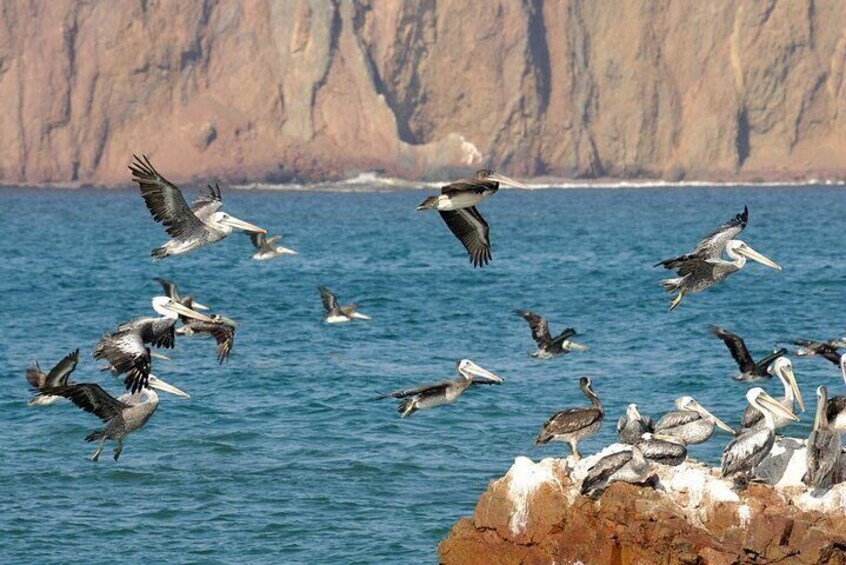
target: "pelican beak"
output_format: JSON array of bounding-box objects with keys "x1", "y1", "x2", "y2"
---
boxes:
[
  {"x1": 280, "y1": 247, "x2": 299, "y2": 255},
  {"x1": 147, "y1": 375, "x2": 190, "y2": 399},
  {"x1": 692, "y1": 401, "x2": 735, "y2": 434},
  {"x1": 463, "y1": 361, "x2": 504, "y2": 384},
  {"x1": 487, "y1": 172, "x2": 530, "y2": 189},
  {"x1": 758, "y1": 389, "x2": 799, "y2": 422},
  {"x1": 781, "y1": 363, "x2": 805, "y2": 412},
  {"x1": 738, "y1": 245, "x2": 782, "y2": 271},
  {"x1": 150, "y1": 351, "x2": 171, "y2": 362},
  {"x1": 190, "y1": 301, "x2": 210, "y2": 311},
  {"x1": 221, "y1": 215, "x2": 267, "y2": 234},
  {"x1": 166, "y1": 301, "x2": 215, "y2": 322},
  {"x1": 351, "y1": 312, "x2": 371, "y2": 320},
  {"x1": 565, "y1": 340, "x2": 590, "y2": 352}
]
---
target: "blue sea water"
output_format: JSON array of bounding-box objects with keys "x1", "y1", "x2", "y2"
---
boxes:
[{"x1": 0, "y1": 184, "x2": 843, "y2": 563}]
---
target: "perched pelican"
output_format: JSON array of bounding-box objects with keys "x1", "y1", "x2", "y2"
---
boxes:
[
  {"x1": 514, "y1": 310, "x2": 588, "y2": 359},
  {"x1": 721, "y1": 388, "x2": 799, "y2": 480},
  {"x1": 373, "y1": 359, "x2": 503, "y2": 417},
  {"x1": 535, "y1": 377, "x2": 603, "y2": 460},
  {"x1": 804, "y1": 386, "x2": 842, "y2": 489},
  {"x1": 130, "y1": 155, "x2": 266, "y2": 259},
  {"x1": 154, "y1": 277, "x2": 209, "y2": 311},
  {"x1": 637, "y1": 433, "x2": 688, "y2": 466},
  {"x1": 617, "y1": 404, "x2": 654, "y2": 444},
  {"x1": 825, "y1": 354, "x2": 846, "y2": 432},
  {"x1": 176, "y1": 314, "x2": 236, "y2": 364},
  {"x1": 416, "y1": 169, "x2": 528, "y2": 267},
  {"x1": 47, "y1": 376, "x2": 189, "y2": 461},
  {"x1": 710, "y1": 326, "x2": 787, "y2": 381},
  {"x1": 740, "y1": 357, "x2": 804, "y2": 429},
  {"x1": 656, "y1": 207, "x2": 781, "y2": 310},
  {"x1": 25, "y1": 349, "x2": 80, "y2": 406},
  {"x1": 94, "y1": 296, "x2": 214, "y2": 393},
  {"x1": 794, "y1": 338, "x2": 846, "y2": 366},
  {"x1": 655, "y1": 396, "x2": 735, "y2": 444},
  {"x1": 249, "y1": 233, "x2": 298, "y2": 261},
  {"x1": 580, "y1": 445, "x2": 651, "y2": 496},
  {"x1": 319, "y1": 286, "x2": 371, "y2": 323}
]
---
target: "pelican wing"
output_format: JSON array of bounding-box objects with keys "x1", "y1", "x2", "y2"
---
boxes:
[
  {"x1": 826, "y1": 396, "x2": 846, "y2": 424},
  {"x1": 184, "y1": 320, "x2": 235, "y2": 364},
  {"x1": 655, "y1": 410, "x2": 700, "y2": 432},
  {"x1": 130, "y1": 154, "x2": 206, "y2": 238},
  {"x1": 440, "y1": 179, "x2": 497, "y2": 195},
  {"x1": 438, "y1": 207, "x2": 491, "y2": 267},
  {"x1": 154, "y1": 277, "x2": 179, "y2": 300},
  {"x1": 710, "y1": 326, "x2": 756, "y2": 373},
  {"x1": 93, "y1": 331, "x2": 151, "y2": 394},
  {"x1": 44, "y1": 349, "x2": 80, "y2": 388},
  {"x1": 250, "y1": 233, "x2": 268, "y2": 251},
  {"x1": 537, "y1": 407, "x2": 602, "y2": 441},
  {"x1": 550, "y1": 328, "x2": 578, "y2": 349},
  {"x1": 805, "y1": 429, "x2": 841, "y2": 487},
  {"x1": 794, "y1": 339, "x2": 842, "y2": 364},
  {"x1": 25, "y1": 363, "x2": 47, "y2": 391},
  {"x1": 190, "y1": 183, "x2": 223, "y2": 221},
  {"x1": 581, "y1": 450, "x2": 632, "y2": 494},
  {"x1": 514, "y1": 310, "x2": 552, "y2": 347},
  {"x1": 318, "y1": 286, "x2": 339, "y2": 314},
  {"x1": 740, "y1": 404, "x2": 764, "y2": 429},
  {"x1": 49, "y1": 383, "x2": 129, "y2": 423},
  {"x1": 721, "y1": 426, "x2": 772, "y2": 476},
  {"x1": 692, "y1": 206, "x2": 748, "y2": 256},
  {"x1": 374, "y1": 381, "x2": 451, "y2": 400},
  {"x1": 754, "y1": 348, "x2": 787, "y2": 373}
]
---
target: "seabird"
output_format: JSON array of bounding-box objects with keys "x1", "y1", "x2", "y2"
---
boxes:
[
  {"x1": 617, "y1": 403, "x2": 654, "y2": 444},
  {"x1": 535, "y1": 377, "x2": 603, "y2": 460},
  {"x1": 25, "y1": 349, "x2": 80, "y2": 406},
  {"x1": 373, "y1": 359, "x2": 503, "y2": 417},
  {"x1": 721, "y1": 388, "x2": 799, "y2": 481},
  {"x1": 825, "y1": 354, "x2": 846, "y2": 432},
  {"x1": 654, "y1": 396, "x2": 735, "y2": 444},
  {"x1": 636, "y1": 433, "x2": 688, "y2": 466},
  {"x1": 655, "y1": 207, "x2": 781, "y2": 310},
  {"x1": 249, "y1": 233, "x2": 298, "y2": 261},
  {"x1": 804, "y1": 385, "x2": 843, "y2": 489},
  {"x1": 176, "y1": 314, "x2": 236, "y2": 364},
  {"x1": 319, "y1": 286, "x2": 371, "y2": 323},
  {"x1": 46, "y1": 376, "x2": 189, "y2": 461},
  {"x1": 154, "y1": 277, "x2": 210, "y2": 311},
  {"x1": 793, "y1": 338, "x2": 846, "y2": 365},
  {"x1": 740, "y1": 357, "x2": 805, "y2": 429},
  {"x1": 130, "y1": 155, "x2": 266, "y2": 259},
  {"x1": 93, "y1": 296, "x2": 214, "y2": 393},
  {"x1": 710, "y1": 325, "x2": 787, "y2": 381},
  {"x1": 580, "y1": 445, "x2": 651, "y2": 496},
  {"x1": 416, "y1": 169, "x2": 528, "y2": 267},
  {"x1": 514, "y1": 310, "x2": 588, "y2": 359}
]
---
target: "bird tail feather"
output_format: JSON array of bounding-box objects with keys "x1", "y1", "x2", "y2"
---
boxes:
[{"x1": 397, "y1": 399, "x2": 418, "y2": 418}]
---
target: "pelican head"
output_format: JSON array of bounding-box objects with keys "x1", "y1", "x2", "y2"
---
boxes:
[
  {"x1": 147, "y1": 374, "x2": 190, "y2": 398},
  {"x1": 578, "y1": 376, "x2": 600, "y2": 401},
  {"x1": 151, "y1": 296, "x2": 215, "y2": 322},
  {"x1": 456, "y1": 359, "x2": 503, "y2": 384},
  {"x1": 814, "y1": 386, "x2": 829, "y2": 430},
  {"x1": 769, "y1": 357, "x2": 805, "y2": 412},
  {"x1": 725, "y1": 240, "x2": 782, "y2": 271},
  {"x1": 475, "y1": 169, "x2": 529, "y2": 189},
  {"x1": 626, "y1": 403, "x2": 644, "y2": 421},
  {"x1": 675, "y1": 396, "x2": 735, "y2": 434},
  {"x1": 746, "y1": 387, "x2": 799, "y2": 424},
  {"x1": 213, "y1": 211, "x2": 267, "y2": 235}
]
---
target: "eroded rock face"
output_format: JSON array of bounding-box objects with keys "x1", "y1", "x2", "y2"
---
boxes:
[
  {"x1": 1, "y1": 1, "x2": 845, "y2": 185},
  {"x1": 439, "y1": 442, "x2": 846, "y2": 565}
]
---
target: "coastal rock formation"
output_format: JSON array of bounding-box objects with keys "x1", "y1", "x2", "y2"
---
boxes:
[
  {"x1": 1, "y1": 1, "x2": 845, "y2": 185},
  {"x1": 439, "y1": 441, "x2": 846, "y2": 565}
]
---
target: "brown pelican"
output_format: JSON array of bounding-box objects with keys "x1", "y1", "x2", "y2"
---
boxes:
[
  {"x1": 637, "y1": 433, "x2": 688, "y2": 466},
  {"x1": 25, "y1": 349, "x2": 79, "y2": 406},
  {"x1": 373, "y1": 359, "x2": 503, "y2": 417},
  {"x1": 740, "y1": 357, "x2": 804, "y2": 429},
  {"x1": 580, "y1": 445, "x2": 651, "y2": 496},
  {"x1": 721, "y1": 388, "x2": 799, "y2": 480},
  {"x1": 794, "y1": 339, "x2": 846, "y2": 365},
  {"x1": 825, "y1": 354, "x2": 846, "y2": 432},
  {"x1": 46, "y1": 376, "x2": 189, "y2": 461},
  {"x1": 710, "y1": 326, "x2": 787, "y2": 381},
  {"x1": 249, "y1": 233, "x2": 298, "y2": 261},
  {"x1": 130, "y1": 155, "x2": 266, "y2": 259},
  {"x1": 514, "y1": 310, "x2": 588, "y2": 359},
  {"x1": 617, "y1": 404, "x2": 654, "y2": 444},
  {"x1": 654, "y1": 396, "x2": 735, "y2": 444},
  {"x1": 94, "y1": 296, "x2": 214, "y2": 393},
  {"x1": 154, "y1": 277, "x2": 209, "y2": 311},
  {"x1": 804, "y1": 386, "x2": 842, "y2": 489},
  {"x1": 656, "y1": 207, "x2": 781, "y2": 310},
  {"x1": 176, "y1": 314, "x2": 236, "y2": 364},
  {"x1": 535, "y1": 377, "x2": 603, "y2": 460},
  {"x1": 416, "y1": 169, "x2": 528, "y2": 267},
  {"x1": 319, "y1": 286, "x2": 371, "y2": 323}
]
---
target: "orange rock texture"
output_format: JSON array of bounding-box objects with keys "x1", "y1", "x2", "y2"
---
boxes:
[{"x1": 1, "y1": 1, "x2": 845, "y2": 185}]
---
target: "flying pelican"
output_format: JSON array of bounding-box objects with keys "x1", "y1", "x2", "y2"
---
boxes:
[
  {"x1": 825, "y1": 354, "x2": 846, "y2": 432},
  {"x1": 373, "y1": 359, "x2": 503, "y2": 417},
  {"x1": 740, "y1": 357, "x2": 804, "y2": 429},
  {"x1": 176, "y1": 314, "x2": 236, "y2": 364},
  {"x1": 654, "y1": 396, "x2": 735, "y2": 444},
  {"x1": 46, "y1": 376, "x2": 189, "y2": 461},
  {"x1": 721, "y1": 388, "x2": 799, "y2": 481},
  {"x1": 804, "y1": 385, "x2": 842, "y2": 489},
  {"x1": 154, "y1": 277, "x2": 209, "y2": 311},
  {"x1": 710, "y1": 326, "x2": 787, "y2": 381},
  {"x1": 514, "y1": 310, "x2": 588, "y2": 359},
  {"x1": 130, "y1": 155, "x2": 266, "y2": 259},
  {"x1": 637, "y1": 433, "x2": 688, "y2": 466},
  {"x1": 94, "y1": 296, "x2": 214, "y2": 393},
  {"x1": 655, "y1": 207, "x2": 781, "y2": 310},
  {"x1": 319, "y1": 286, "x2": 371, "y2": 323},
  {"x1": 249, "y1": 233, "x2": 298, "y2": 261},
  {"x1": 416, "y1": 169, "x2": 528, "y2": 267},
  {"x1": 535, "y1": 377, "x2": 603, "y2": 460},
  {"x1": 580, "y1": 445, "x2": 651, "y2": 496},
  {"x1": 794, "y1": 338, "x2": 846, "y2": 366},
  {"x1": 25, "y1": 349, "x2": 80, "y2": 406},
  {"x1": 617, "y1": 403, "x2": 654, "y2": 444}
]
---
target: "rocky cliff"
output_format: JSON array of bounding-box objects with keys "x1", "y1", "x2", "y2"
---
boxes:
[{"x1": 1, "y1": 1, "x2": 845, "y2": 186}]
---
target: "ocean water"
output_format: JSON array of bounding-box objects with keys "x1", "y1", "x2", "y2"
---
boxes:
[{"x1": 0, "y1": 185, "x2": 843, "y2": 563}]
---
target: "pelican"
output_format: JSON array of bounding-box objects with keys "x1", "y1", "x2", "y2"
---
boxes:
[
  {"x1": 154, "y1": 277, "x2": 209, "y2": 311},
  {"x1": 580, "y1": 445, "x2": 651, "y2": 496},
  {"x1": 319, "y1": 286, "x2": 370, "y2": 323},
  {"x1": 93, "y1": 296, "x2": 214, "y2": 393},
  {"x1": 25, "y1": 349, "x2": 80, "y2": 406},
  {"x1": 130, "y1": 155, "x2": 266, "y2": 259},
  {"x1": 249, "y1": 233, "x2": 298, "y2": 261},
  {"x1": 794, "y1": 338, "x2": 846, "y2": 366},
  {"x1": 514, "y1": 310, "x2": 588, "y2": 359},
  {"x1": 416, "y1": 169, "x2": 528, "y2": 267},
  {"x1": 637, "y1": 433, "x2": 688, "y2": 466},
  {"x1": 46, "y1": 375, "x2": 189, "y2": 461},
  {"x1": 535, "y1": 377, "x2": 603, "y2": 460},
  {"x1": 721, "y1": 388, "x2": 799, "y2": 480},
  {"x1": 710, "y1": 326, "x2": 787, "y2": 381},
  {"x1": 804, "y1": 386, "x2": 842, "y2": 489},
  {"x1": 825, "y1": 354, "x2": 846, "y2": 432},
  {"x1": 373, "y1": 359, "x2": 503, "y2": 417},
  {"x1": 176, "y1": 314, "x2": 236, "y2": 364},
  {"x1": 654, "y1": 396, "x2": 735, "y2": 444},
  {"x1": 740, "y1": 357, "x2": 804, "y2": 429},
  {"x1": 617, "y1": 404, "x2": 654, "y2": 444},
  {"x1": 655, "y1": 207, "x2": 781, "y2": 310}
]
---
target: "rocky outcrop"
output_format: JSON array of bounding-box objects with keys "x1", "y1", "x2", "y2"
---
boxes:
[
  {"x1": 1, "y1": 1, "x2": 846, "y2": 185},
  {"x1": 439, "y1": 442, "x2": 846, "y2": 565}
]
